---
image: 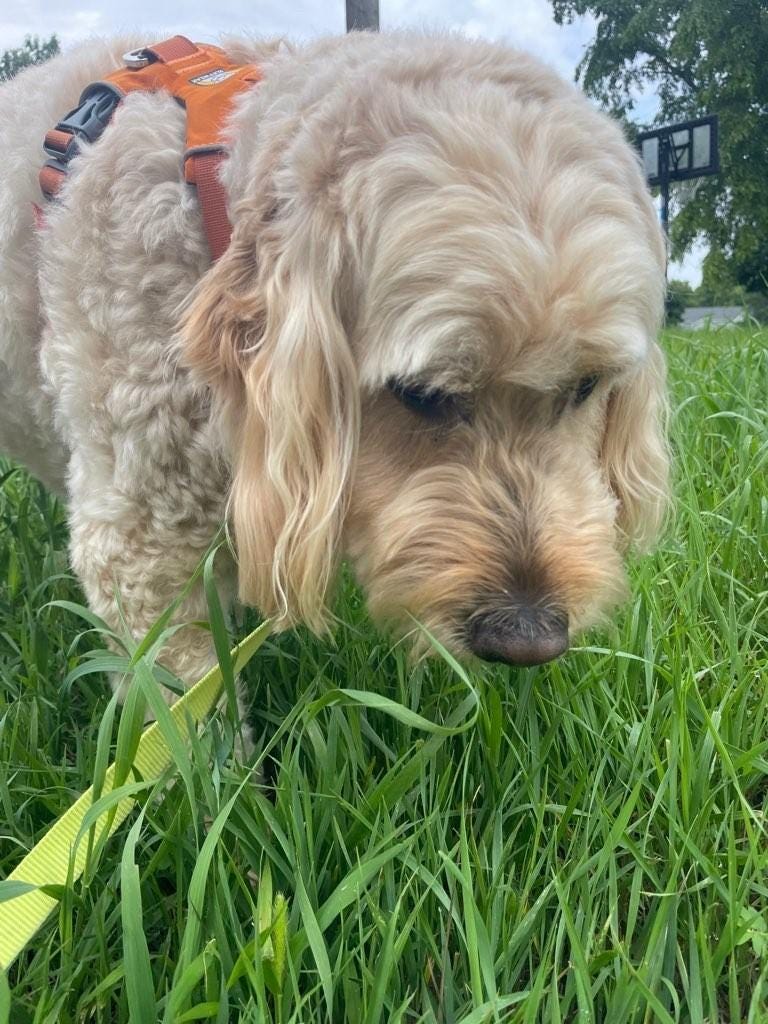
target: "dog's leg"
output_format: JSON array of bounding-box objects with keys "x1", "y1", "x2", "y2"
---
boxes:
[{"x1": 66, "y1": 453, "x2": 255, "y2": 758}]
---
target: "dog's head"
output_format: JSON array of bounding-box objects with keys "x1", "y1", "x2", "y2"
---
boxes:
[{"x1": 181, "y1": 54, "x2": 668, "y2": 666}]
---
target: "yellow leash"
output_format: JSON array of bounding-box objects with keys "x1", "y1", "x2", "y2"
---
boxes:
[{"x1": 0, "y1": 621, "x2": 271, "y2": 971}]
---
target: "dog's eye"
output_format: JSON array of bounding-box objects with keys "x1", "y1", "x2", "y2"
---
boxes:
[
  {"x1": 388, "y1": 380, "x2": 460, "y2": 421},
  {"x1": 573, "y1": 374, "x2": 599, "y2": 406}
]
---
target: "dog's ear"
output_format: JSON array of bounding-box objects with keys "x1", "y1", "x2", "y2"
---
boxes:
[
  {"x1": 180, "y1": 221, "x2": 358, "y2": 632},
  {"x1": 601, "y1": 341, "x2": 670, "y2": 550}
]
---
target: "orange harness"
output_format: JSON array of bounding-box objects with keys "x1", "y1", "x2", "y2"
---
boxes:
[{"x1": 40, "y1": 35, "x2": 261, "y2": 260}]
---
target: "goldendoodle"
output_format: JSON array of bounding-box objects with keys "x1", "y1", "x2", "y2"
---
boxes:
[{"x1": 0, "y1": 31, "x2": 668, "y2": 692}]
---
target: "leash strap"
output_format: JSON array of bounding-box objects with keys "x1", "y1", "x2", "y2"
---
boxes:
[
  {"x1": 0, "y1": 621, "x2": 271, "y2": 971},
  {"x1": 39, "y1": 35, "x2": 261, "y2": 261}
]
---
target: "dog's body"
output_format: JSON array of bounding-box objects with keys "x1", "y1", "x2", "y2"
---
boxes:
[{"x1": 0, "y1": 31, "x2": 668, "y2": 689}]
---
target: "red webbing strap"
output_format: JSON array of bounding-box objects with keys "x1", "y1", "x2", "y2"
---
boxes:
[
  {"x1": 39, "y1": 164, "x2": 66, "y2": 200},
  {"x1": 143, "y1": 35, "x2": 200, "y2": 63},
  {"x1": 39, "y1": 128, "x2": 78, "y2": 198},
  {"x1": 189, "y1": 150, "x2": 232, "y2": 262},
  {"x1": 150, "y1": 37, "x2": 238, "y2": 260},
  {"x1": 43, "y1": 128, "x2": 73, "y2": 155}
]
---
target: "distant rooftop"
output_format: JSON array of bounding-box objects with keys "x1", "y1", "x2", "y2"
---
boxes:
[{"x1": 680, "y1": 306, "x2": 746, "y2": 329}]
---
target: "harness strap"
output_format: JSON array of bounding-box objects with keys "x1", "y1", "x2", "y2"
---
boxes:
[
  {"x1": 39, "y1": 35, "x2": 261, "y2": 261},
  {"x1": 143, "y1": 34, "x2": 200, "y2": 63},
  {"x1": 190, "y1": 150, "x2": 234, "y2": 264}
]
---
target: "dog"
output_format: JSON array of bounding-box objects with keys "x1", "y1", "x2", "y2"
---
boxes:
[{"x1": 0, "y1": 30, "x2": 668, "y2": 698}]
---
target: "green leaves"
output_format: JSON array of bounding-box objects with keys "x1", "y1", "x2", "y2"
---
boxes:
[
  {"x1": 551, "y1": 0, "x2": 768, "y2": 298},
  {"x1": 120, "y1": 811, "x2": 157, "y2": 1022},
  {"x1": 0, "y1": 35, "x2": 59, "y2": 82}
]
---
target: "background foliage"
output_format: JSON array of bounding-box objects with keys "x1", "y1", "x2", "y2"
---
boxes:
[
  {"x1": 0, "y1": 35, "x2": 58, "y2": 82},
  {"x1": 551, "y1": 0, "x2": 768, "y2": 299}
]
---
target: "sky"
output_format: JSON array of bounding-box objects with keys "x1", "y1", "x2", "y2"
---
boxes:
[{"x1": 1, "y1": 0, "x2": 702, "y2": 284}]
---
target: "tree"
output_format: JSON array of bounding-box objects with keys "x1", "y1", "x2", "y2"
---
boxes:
[
  {"x1": 550, "y1": 0, "x2": 768, "y2": 295},
  {"x1": 1, "y1": 35, "x2": 59, "y2": 82},
  {"x1": 688, "y1": 247, "x2": 767, "y2": 321},
  {"x1": 665, "y1": 278, "x2": 694, "y2": 325}
]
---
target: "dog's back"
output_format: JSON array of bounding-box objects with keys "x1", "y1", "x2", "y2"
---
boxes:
[
  {"x1": 0, "y1": 33, "x2": 300, "y2": 491},
  {"x1": 0, "y1": 30, "x2": 589, "y2": 494},
  {"x1": 0, "y1": 38, "x2": 144, "y2": 490}
]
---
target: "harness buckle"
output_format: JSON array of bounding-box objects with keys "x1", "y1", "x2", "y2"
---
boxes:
[{"x1": 42, "y1": 82, "x2": 124, "y2": 174}]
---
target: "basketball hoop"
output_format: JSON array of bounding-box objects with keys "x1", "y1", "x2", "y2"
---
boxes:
[{"x1": 636, "y1": 115, "x2": 719, "y2": 236}]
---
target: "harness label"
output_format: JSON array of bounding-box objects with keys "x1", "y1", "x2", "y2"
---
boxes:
[{"x1": 189, "y1": 68, "x2": 236, "y2": 86}]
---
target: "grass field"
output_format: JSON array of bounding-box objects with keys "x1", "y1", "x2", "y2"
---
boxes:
[{"x1": 1, "y1": 325, "x2": 766, "y2": 1022}]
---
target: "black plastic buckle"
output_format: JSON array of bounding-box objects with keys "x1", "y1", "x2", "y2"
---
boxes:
[{"x1": 43, "y1": 81, "x2": 124, "y2": 173}]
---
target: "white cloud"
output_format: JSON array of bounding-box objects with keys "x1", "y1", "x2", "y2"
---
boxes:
[
  {"x1": 0, "y1": 0, "x2": 344, "y2": 51},
  {"x1": 380, "y1": 0, "x2": 595, "y2": 79}
]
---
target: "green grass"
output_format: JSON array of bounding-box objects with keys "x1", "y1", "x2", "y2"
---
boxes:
[{"x1": 1, "y1": 325, "x2": 767, "y2": 1023}]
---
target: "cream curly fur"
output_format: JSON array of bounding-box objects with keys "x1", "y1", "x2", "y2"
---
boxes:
[{"x1": 0, "y1": 30, "x2": 668, "y2": 691}]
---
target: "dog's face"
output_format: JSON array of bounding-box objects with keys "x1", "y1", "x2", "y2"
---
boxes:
[
  {"x1": 343, "y1": 195, "x2": 668, "y2": 664},
  {"x1": 348, "y1": 365, "x2": 638, "y2": 665},
  {"x1": 182, "y1": 67, "x2": 668, "y2": 667}
]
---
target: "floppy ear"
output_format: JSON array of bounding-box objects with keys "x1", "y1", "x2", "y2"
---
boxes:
[
  {"x1": 602, "y1": 340, "x2": 670, "y2": 550},
  {"x1": 180, "y1": 221, "x2": 358, "y2": 632}
]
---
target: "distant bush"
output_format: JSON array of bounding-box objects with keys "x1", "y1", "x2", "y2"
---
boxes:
[
  {"x1": 0, "y1": 35, "x2": 59, "y2": 82},
  {"x1": 665, "y1": 278, "x2": 694, "y2": 325}
]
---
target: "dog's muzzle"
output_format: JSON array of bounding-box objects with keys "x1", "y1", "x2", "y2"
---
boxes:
[{"x1": 467, "y1": 603, "x2": 569, "y2": 667}]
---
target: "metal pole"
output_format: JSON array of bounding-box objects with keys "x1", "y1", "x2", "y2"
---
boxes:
[
  {"x1": 346, "y1": 0, "x2": 379, "y2": 31},
  {"x1": 660, "y1": 135, "x2": 670, "y2": 239},
  {"x1": 659, "y1": 134, "x2": 670, "y2": 280}
]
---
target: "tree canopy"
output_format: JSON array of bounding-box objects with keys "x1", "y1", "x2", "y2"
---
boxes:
[
  {"x1": 1, "y1": 35, "x2": 59, "y2": 82},
  {"x1": 551, "y1": 0, "x2": 768, "y2": 295}
]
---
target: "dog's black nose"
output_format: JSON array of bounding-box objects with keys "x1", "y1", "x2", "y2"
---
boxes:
[{"x1": 468, "y1": 605, "x2": 569, "y2": 667}]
